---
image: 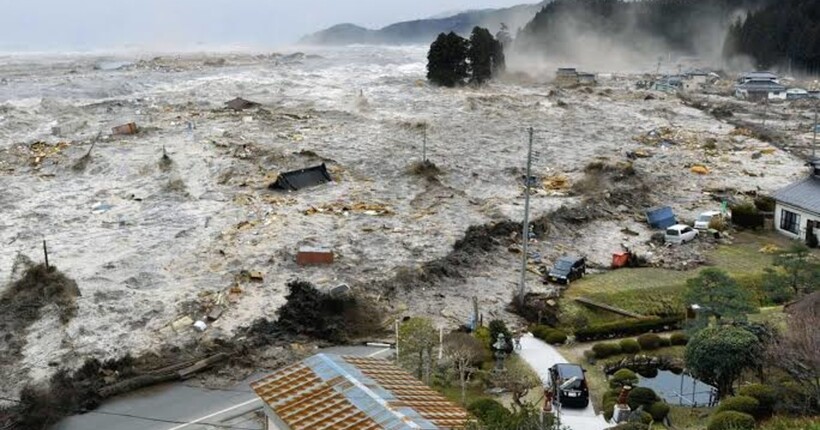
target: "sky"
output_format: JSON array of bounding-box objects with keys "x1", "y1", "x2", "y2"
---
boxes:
[{"x1": 0, "y1": 0, "x2": 530, "y2": 52}]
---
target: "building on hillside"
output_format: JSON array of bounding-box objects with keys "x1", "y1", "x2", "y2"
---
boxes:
[
  {"x1": 654, "y1": 75, "x2": 684, "y2": 92},
  {"x1": 734, "y1": 80, "x2": 787, "y2": 101},
  {"x1": 786, "y1": 88, "x2": 811, "y2": 100},
  {"x1": 578, "y1": 73, "x2": 597, "y2": 86},
  {"x1": 251, "y1": 353, "x2": 470, "y2": 430},
  {"x1": 738, "y1": 71, "x2": 780, "y2": 85},
  {"x1": 773, "y1": 159, "x2": 820, "y2": 247}
]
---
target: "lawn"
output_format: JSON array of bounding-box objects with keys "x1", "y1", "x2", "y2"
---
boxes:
[{"x1": 559, "y1": 231, "x2": 782, "y2": 326}]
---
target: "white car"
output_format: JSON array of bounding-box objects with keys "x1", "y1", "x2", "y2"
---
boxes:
[
  {"x1": 665, "y1": 224, "x2": 699, "y2": 244},
  {"x1": 694, "y1": 210, "x2": 731, "y2": 230}
]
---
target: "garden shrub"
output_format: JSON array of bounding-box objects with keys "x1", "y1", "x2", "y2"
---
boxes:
[
  {"x1": 609, "y1": 424, "x2": 649, "y2": 430},
  {"x1": 639, "y1": 411, "x2": 653, "y2": 425},
  {"x1": 648, "y1": 401, "x2": 670, "y2": 421},
  {"x1": 609, "y1": 369, "x2": 638, "y2": 389},
  {"x1": 574, "y1": 316, "x2": 684, "y2": 342},
  {"x1": 603, "y1": 398, "x2": 616, "y2": 421},
  {"x1": 707, "y1": 411, "x2": 756, "y2": 430},
  {"x1": 468, "y1": 398, "x2": 510, "y2": 425},
  {"x1": 658, "y1": 336, "x2": 671, "y2": 347},
  {"x1": 670, "y1": 332, "x2": 689, "y2": 345},
  {"x1": 530, "y1": 325, "x2": 567, "y2": 344},
  {"x1": 603, "y1": 388, "x2": 621, "y2": 404},
  {"x1": 637, "y1": 333, "x2": 662, "y2": 350},
  {"x1": 488, "y1": 320, "x2": 512, "y2": 351},
  {"x1": 738, "y1": 384, "x2": 777, "y2": 418},
  {"x1": 592, "y1": 342, "x2": 622, "y2": 359},
  {"x1": 715, "y1": 396, "x2": 760, "y2": 416},
  {"x1": 627, "y1": 387, "x2": 659, "y2": 410},
  {"x1": 619, "y1": 339, "x2": 641, "y2": 353}
]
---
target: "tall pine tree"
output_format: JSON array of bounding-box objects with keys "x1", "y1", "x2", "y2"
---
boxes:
[{"x1": 427, "y1": 32, "x2": 469, "y2": 87}]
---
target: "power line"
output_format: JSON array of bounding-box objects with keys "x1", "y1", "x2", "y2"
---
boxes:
[{"x1": 0, "y1": 396, "x2": 261, "y2": 430}]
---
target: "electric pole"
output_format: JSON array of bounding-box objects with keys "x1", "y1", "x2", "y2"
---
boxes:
[
  {"x1": 813, "y1": 98, "x2": 817, "y2": 160},
  {"x1": 518, "y1": 127, "x2": 534, "y2": 307},
  {"x1": 423, "y1": 124, "x2": 428, "y2": 163}
]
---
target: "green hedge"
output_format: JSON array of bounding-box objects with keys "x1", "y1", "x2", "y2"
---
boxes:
[
  {"x1": 716, "y1": 396, "x2": 760, "y2": 416},
  {"x1": 574, "y1": 316, "x2": 684, "y2": 342},
  {"x1": 658, "y1": 336, "x2": 671, "y2": 347},
  {"x1": 627, "y1": 387, "x2": 659, "y2": 410},
  {"x1": 592, "y1": 342, "x2": 622, "y2": 359},
  {"x1": 619, "y1": 338, "x2": 641, "y2": 353},
  {"x1": 467, "y1": 398, "x2": 511, "y2": 424},
  {"x1": 609, "y1": 369, "x2": 639, "y2": 389},
  {"x1": 738, "y1": 384, "x2": 777, "y2": 418},
  {"x1": 670, "y1": 332, "x2": 689, "y2": 345},
  {"x1": 648, "y1": 401, "x2": 670, "y2": 421},
  {"x1": 637, "y1": 333, "x2": 662, "y2": 350},
  {"x1": 530, "y1": 325, "x2": 567, "y2": 345},
  {"x1": 708, "y1": 411, "x2": 756, "y2": 430}
]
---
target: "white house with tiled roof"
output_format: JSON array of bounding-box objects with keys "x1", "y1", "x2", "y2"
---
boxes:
[{"x1": 773, "y1": 160, "x2": 820, "y2": 246}]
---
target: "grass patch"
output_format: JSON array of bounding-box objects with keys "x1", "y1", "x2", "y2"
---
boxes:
[
  {"x1": 668, "y1": 405, "x2": 713, "y2": 429},
  {"x1": 560, "y1": 234, "x2": 778, "y2": 326}
]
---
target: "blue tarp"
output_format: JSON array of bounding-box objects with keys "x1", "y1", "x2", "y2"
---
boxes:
[{"x1": 646, "y1": 206, "x2": 677, "y2": 229}]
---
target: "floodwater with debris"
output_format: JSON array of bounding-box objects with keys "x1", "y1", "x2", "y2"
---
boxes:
[{"x1": 0, "y1": 46, "x2": 807, "y2": 394}]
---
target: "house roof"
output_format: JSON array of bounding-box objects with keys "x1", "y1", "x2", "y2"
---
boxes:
[
  {"x1": 250, "y1": 354, "x2": 470, "y2": 430},
  {"x1": 225, "y1": 97, "x2": 260, "y2": 111},
  {"x1": 773, "y1": 176, "x2": 820, "y2": 214},
  {"x1": 741, "y1": 71, "x2": 778, "y2": 80},
  {"x1": 736, "y1": 80, "x2": 786, "y2": 92},
  {"x1": 270, "y1": 163, "x2": 333, "y2": 191}
]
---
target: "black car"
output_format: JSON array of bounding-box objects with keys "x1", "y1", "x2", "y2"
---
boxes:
[
  {"x1": 547, "y1": 256, "x2": 586, "y2": 284},
  {"x1": 548, "y1": 363, "x2": 590, "y2": 408}
]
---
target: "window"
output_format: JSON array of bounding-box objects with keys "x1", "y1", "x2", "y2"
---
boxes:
[{"x1": 780, "y1": 209, "x2": 800, "y2": 234}]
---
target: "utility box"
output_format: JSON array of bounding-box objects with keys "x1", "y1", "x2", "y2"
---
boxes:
[{"x1": 296, "y1": 247, "x2": 334, "y2": 266}]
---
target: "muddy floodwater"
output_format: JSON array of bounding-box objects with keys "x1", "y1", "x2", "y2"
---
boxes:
[{"x1": 0, "y1": 46, "x2": 807, "y2": 395}]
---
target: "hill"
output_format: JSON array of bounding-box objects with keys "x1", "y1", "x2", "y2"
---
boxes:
[{"x1": 300, "y1": 2, "x2": 546, "y2": 46}]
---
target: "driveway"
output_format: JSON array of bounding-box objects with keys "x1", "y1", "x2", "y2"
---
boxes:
[{"x1": 518, "y1": 333, "x2": 610, "y2": 430}]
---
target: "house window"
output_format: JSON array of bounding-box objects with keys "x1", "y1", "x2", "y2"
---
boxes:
[{"x1": 780, "y1": 209, "x2": 800, "y2": 234}]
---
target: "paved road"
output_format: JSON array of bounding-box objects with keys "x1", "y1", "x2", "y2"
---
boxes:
[
  {"x1": 54, "y1": 345, "x2": 392, "y2": 430},
  {"x1": 518, "y1": 333, "x2": 610, "y2": 430}
]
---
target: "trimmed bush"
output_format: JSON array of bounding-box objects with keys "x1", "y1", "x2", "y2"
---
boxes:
[
  {"x1": 639, "y1": 411, "x2": 653, "y2": 425},
  {"x1": 716, "y1": 396, "x2": 760, "y2": 416},
  {"x1": 648, "y1": 401, "x2": 670, "y2": 421},
  {"x1": 603, "y1": 388, "x2": 622, "y2": 405},
  {"x1": 609, "y1": 369, "x2": 639, "y2": 389},
  {"x1": 637, "y1": 333, "x2": 662, "y2": 350},
  {"x1": 658, "y1": 336, "x2": 672, "y2": 347},
  {"x1": 603, "y1": 398, "x2": 616, "y2": 421},
  {"x1": 467, "y1": 398, "x2": 510, "y2": 424},
  {"x1": 627, "y1": 387, "x2": 659, "y2": 410},
  {"x1": 619, "y1": 339, "x2": 641, "y2": 353},
  {"x1": 738, "y1": 384, "x2": 777, "y2": 418},
  {"x1": 609, "y1": 424, "x2": 649, "y2": 430},
  {"x1": 670, "y1": 332, "x2": 689, "y2": 345},
  {"x1": 707, "y1": 411, "x2": 756, "y2": 430},
  {"x1": 530, "y1": 325, "x2": 567, "y2": 344},
  {"x1": 574, "y1": 316, "x2": 685, "y2": 342},
  {"x1": 592, "y1": 342, "x2": 622, "y2": 359}
]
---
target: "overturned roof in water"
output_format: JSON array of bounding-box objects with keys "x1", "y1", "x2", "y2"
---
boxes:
[
  {"x1": 270, "y1": 163, "x2": 332, "y2": 191},
  {"x1": 225, "y1": 97, "x2": 260, "y2": 111},
  {"x1": 250, "y1": 353, "x2": 470, "y2": 430}
]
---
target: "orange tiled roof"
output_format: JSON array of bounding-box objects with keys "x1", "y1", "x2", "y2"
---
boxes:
[{"x1": 250, "y1": 354, "x2": 470, "y2": 430}]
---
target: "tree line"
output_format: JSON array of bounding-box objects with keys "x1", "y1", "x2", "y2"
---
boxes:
[
  {"x1": 724, "y1": 0, "x2": 820, "y2": 72},
  {"x1": 427, "y1": 26, "x2": 506, "y2": 87}
]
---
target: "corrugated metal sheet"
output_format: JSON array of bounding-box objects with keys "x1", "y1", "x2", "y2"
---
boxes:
[
  {"x1": 646, "y1": 206, "x2": 677, "y2": 229},
  {"x1": 250, "y1": 354, "x2": 469, "y2": 430},
  {"x1": 773, "y1": 177, "x2": 820, "y2": 215}
]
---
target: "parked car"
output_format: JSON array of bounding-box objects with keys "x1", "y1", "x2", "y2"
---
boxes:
[
  {"x1": 548, "y1": 363, "x2": 590, "y2": 408},
  {"x1": 694, "y1": 210, "x2": 731, "y2": 230},
  {"x1": 547, "y1": 256, "x2": 586, "y2": 284},
  {"x1": 665, "y1": 224, "x2": 698, "y2": 244}
]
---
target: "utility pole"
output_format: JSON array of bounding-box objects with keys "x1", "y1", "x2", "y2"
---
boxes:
[
  {"x1": 43, "y1": 239, "x2": 49, "y2": 269},
  {"x1": 518, "y1": 127, "x2": 534, "y2": 307},
  {"x1": 395, "y1": 319, "x2": 400, "y2": 365},
  {"x1": 423, "y1": 125, "x2": 428, "y2": 163},
  {"x1": 813, "y1": 98, "x2": 817, "y2": 160}
]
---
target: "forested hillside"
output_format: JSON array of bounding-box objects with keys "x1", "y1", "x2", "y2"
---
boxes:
[{"x1": 724, "y1": 0, "x2": 820, "y2": 73}]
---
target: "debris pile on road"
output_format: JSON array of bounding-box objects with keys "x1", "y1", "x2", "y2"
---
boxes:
[{"x1": 303, "y1": 201, "x2": 393, "y2": 216}]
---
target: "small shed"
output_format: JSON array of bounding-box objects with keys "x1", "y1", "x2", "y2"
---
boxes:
[
  {"x1": 296, "y1": 247, "x2": 334, "y2": 266},
  {"x1": 646, "y1": 206, "x2": 677, "y2": 229}
]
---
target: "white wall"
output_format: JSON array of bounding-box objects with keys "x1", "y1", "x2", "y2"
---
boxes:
[{"x1": 774, "y1": 202, "x2": 820, "y2": 241}]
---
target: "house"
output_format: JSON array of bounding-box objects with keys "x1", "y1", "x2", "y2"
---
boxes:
[
  {"x1": 734, "y1": 80, "x2": 787, "y2": 101},
  {"x1": 786, "y1": 88, "x2": 811, "y2": 100},
  {"x1": 773, "y1": 159, "x2": 820, "y2": 247},
  {"x1": 251, "y1": 353, "x2": 470, "y2": 430},
  {"x1": 578, "y1": 73, "x2": 597, "y2": 86},
  {"x1": 653, "y1": 75, "x2": 683, "y2": 92},
  {"x1": 738, "y1": 71, "x2": 779, "y2": 85},
  {"x1": 556, "y1": 68, "x2": 579, "y2": 86}
]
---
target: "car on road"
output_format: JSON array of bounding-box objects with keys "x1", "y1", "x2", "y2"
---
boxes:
[
  {"x1": 548, "y1": 363, "x2": 590, "y2": 408},
  {"x1": 665, "y1": 224, "x2": 698, "y2": 244},
  {"x1": 546, "y1": 256, "x2": 586, "y2": 285},
  {"x1": 694, "y1": 210, "x2": 730, "y2": 230}
]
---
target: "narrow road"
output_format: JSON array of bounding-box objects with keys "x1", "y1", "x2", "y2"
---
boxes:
[{"x1": 518, "y1": 333, "x2": 610, "y2": 430}]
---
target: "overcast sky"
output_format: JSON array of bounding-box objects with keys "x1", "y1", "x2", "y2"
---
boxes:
[{"x1": 0, "y1": 0, "x2": 530, "y2": 52}]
